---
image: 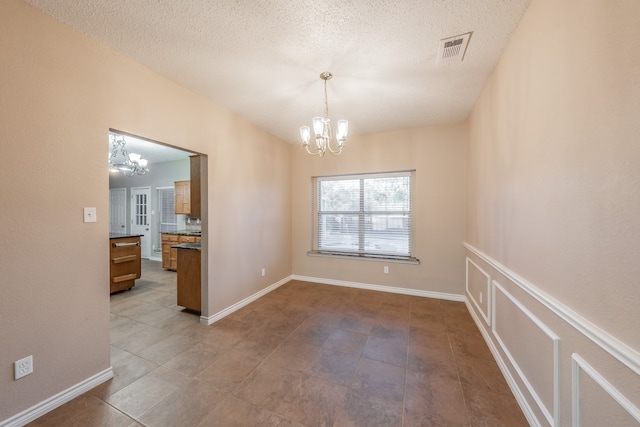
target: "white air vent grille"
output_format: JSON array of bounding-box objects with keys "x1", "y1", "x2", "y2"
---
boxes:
[{"x1": 437, "y1": 32, "x2": 472, "y2": 65}]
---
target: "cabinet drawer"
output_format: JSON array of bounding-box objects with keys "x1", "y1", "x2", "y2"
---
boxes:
[
  {"x1": 180, "y1": 235, "x2": 197, "y2": 243},
  {"x1": 162, "y1": 234, "x2": 179, "y2": 243}
]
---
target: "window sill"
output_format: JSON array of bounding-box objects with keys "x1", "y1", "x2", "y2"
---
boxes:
[{"x1": 307, "y1": 250, "x2": 420, "y2": 265}]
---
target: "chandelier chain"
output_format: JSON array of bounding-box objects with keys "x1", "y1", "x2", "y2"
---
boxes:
[{"x1": 324, "y1": 78, "x2": 329, "y2": 118}]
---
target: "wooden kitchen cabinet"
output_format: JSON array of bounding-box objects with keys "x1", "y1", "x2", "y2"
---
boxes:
[
  {"x1": 161, "y1": 234, "x2": 179, "y2": 269},
  {"x1": 189, "y1": 155, "x2": 202, "y2": 218},
  {"x1": 162, "y1": 233, "x2": 201, "y2": 270},
  {"x1": 174, "y1": 180, "x2": 190, "y2": 214},
  {"x1": 173, "y1": 155, "x2": 202, "y2": 217},
  {"x1": 109, "y1": 235, "x2": 141, "y2": 293},
  {"x1": 177, "y1": 247, "x2": 201, "y2": 312}
]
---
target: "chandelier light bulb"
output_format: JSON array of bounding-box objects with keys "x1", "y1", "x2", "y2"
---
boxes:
[{"x1": 300, "y1": 126, "x2": 311, "y2": 145}]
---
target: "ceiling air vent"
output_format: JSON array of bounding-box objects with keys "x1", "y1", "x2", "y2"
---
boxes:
[{"x1": 437, "y1": 32, "x2": 472, "y2": 65}]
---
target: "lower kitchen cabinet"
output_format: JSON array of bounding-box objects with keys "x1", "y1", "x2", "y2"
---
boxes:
[
  {"x1": 177, "y1": 247, "x2": 201, "y2": 312},
  {"x1": 162, "y1": 233, "x2": 200, "y2": 270},
  {"x1": 109, "y1": 235, "x2": 141, "y2": 293},
  {"x1": 161, "y1": 234, "x2": 179, "y2": 269}
]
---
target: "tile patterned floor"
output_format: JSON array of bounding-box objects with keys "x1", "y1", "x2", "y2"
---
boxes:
[{"x1": 28, "y1": 260, "x2": 527, "y2": 426}]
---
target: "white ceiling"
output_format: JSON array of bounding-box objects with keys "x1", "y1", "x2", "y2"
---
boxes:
[{"x1": 27, "y1": 0, "x2": 530, "y2": 149}]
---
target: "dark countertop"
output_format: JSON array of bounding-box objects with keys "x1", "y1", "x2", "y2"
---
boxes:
[
  {"x1": 162, "y1": 230, "x2": 202, "y2": 236},
  {"x1": 109, "y1": 233, "x2": 143, "y2": 239},
  {"x1": 172, "y1": 242, "x2": 201, "y2": 251}
]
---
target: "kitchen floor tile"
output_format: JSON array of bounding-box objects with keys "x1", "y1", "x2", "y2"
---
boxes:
[
  {"x1": 106, "y1": 366, "x2": 189, "y2": 419},
  {"x1": 194, "y1": 350, "x2": 261, "y2": 393},
  {"x1": 137, "y1": 379, "x2": 225, "y2": 427},
  {"x1": 162, "y1": 341, "x2": 223, "y2": 377}
]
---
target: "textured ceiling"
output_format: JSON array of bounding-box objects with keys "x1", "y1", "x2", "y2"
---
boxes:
[{"x1": 25, "y1": 0, "x2": 530, "y2": 146}]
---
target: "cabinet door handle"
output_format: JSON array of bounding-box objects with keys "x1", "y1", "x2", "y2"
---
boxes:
[{"x1": 113, "y1": 242, "x2": 140, "y2": 247}]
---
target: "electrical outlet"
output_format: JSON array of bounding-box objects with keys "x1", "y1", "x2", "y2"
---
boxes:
[
  {"x1": 15, "y1": 355, "x2": 33, "y2": 380},
  {"x1": 383, "y1": 266, "x2": 389, "y2": 274},
  {"x1": 261, "y1": 268, "x2": 266, "y2": 277},
  {"x1": 479, "y1": 292, "x2": 483, "y2": 304}
]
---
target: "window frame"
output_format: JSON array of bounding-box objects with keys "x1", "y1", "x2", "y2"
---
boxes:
[{"x1": 308, "y1": 170, "x2": 419, "y2": 264}]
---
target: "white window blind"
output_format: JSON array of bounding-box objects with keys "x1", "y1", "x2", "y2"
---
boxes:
[
  {"x1": 159, "y1": 188, "x2": 177, "y2": 233},
  {"x1": 314, "y1": 171, "x2": 414, "y2": 260}
]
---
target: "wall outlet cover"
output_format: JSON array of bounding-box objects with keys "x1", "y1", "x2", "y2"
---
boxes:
[
  {"x1": 83, "y1": 207, "x2": 97, "y2": 223},
  {"x1": 15, "y1": 355, "x2": 33, "y2": 380}
]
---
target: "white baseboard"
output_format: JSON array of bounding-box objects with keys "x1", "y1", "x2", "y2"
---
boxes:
[
  {"x1": 0, "y1": 367, "x2": 113, "y2": 427},
  {"x1": 200, "y1": 274, "x2": 464, "y2": 326},
  {"x1": 291, "y1": 274, "x2": 465, "y2": 301},
  {"x1": 200, "y1": 276, "x2": 293, "y2": 325}
]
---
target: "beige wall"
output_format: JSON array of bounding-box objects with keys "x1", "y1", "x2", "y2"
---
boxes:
[
  {"x1": 466, "y1": 0, "x2": 640, "y2": 425},
  {"x1": 292, "y1": 125, "x2": 468, "y2": 297},
  {"x1": 0, "y1": 0, "x2": 291, "y2": 420}
]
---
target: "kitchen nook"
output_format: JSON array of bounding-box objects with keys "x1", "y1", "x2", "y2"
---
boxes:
[{"x1": 109, "y1": 132, "x2": 204, "y2": 313}]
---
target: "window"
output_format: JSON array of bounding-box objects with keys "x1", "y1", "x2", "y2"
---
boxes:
[
  {"x1": 311, "y1": 171, "x2": 417, "y2": 262},
  {"x1": 158, "y1": 187, "x2": 177, "y2": 233}
]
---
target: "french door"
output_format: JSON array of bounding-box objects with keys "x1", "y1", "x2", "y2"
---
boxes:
[{"x1": 131, "y1": 187, "x2": 151, "y2": 259}]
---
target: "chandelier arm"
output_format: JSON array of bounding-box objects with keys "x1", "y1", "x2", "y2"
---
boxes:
[
  {"x1": 326, "y1": 141, "x2": 344, "y2": 155},
  {"x1": 305, "y1": 144, "x2": 324, "y2": 157}
]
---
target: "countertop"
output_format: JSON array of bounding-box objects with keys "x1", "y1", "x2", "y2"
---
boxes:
[
  {"x1": 171, "y1": 242, "x2": 201, "y2": 251},
  {"x1": 162, "y1": 230, "x2": 202, "y2": 236},
  {"x1": 109, "y1": 233, "x2": 143, "y2": 239}
]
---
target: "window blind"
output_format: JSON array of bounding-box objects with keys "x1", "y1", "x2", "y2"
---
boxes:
[{"x1": 159, "y1": 188, "x2": 177, "y2": 233}]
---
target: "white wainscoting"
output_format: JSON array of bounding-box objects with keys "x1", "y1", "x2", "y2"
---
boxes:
[
  {"x1": 464, "y1": 243, "x2": 639, "y2": 377},
  {"x1": 492, "y1": 280, "x2": 560, "y2": 427},
  {"x1": 466, "y1": 257, "x2": 491, "y2": 325},
  {"x1": 464, "y1": 243, "x2": 640, "y2": 427}
]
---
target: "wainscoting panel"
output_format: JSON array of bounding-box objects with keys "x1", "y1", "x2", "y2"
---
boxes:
[
  {"x1": 572, "y1": 354, "x2": 640, "y2": 427},
  {"x1": 465, "y1": 257, "x2": 491, "y2": 325},
  {"x1": 492, "y1": 280, "x2": 560, "y2": 426}
]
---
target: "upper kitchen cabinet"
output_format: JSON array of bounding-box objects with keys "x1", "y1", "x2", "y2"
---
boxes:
[
  {"x1": 174, "y1": 155, "x2": 202, "y2": 217},
  {"x1": 189, "y1": 155, "x2": 201, "y2": 218},
  {"x1": 174, "y1": 180, "x2": 190, "y2": 214}
]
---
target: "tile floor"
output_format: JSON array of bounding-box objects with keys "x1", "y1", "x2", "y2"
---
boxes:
[{"x1": 28, "y1": 260, "x2": 527, "y2": 427}]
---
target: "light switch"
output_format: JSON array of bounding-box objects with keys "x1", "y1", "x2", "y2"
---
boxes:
[{"x1": 83, "y1": 207, "x2": 97, "y2": 223}]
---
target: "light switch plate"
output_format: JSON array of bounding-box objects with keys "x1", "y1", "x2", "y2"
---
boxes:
[{"x1": 83, "y1": 207, "x2": 97, "y2": 223}]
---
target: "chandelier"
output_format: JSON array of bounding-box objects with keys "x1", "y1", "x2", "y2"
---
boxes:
[
  {"x1": 108, "y1": 134, "x2": 149, "y2": 176},
  {"x1": 300, "y1": 72, "x2": 348, "y2": 157}
]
